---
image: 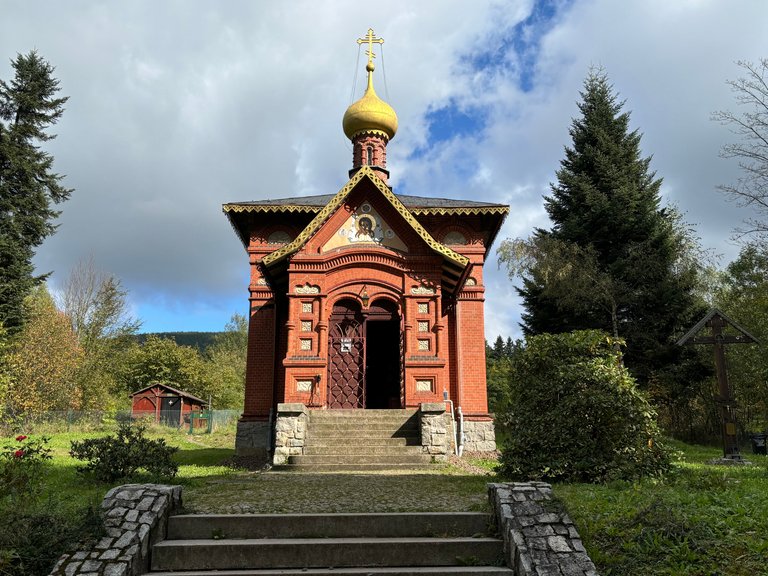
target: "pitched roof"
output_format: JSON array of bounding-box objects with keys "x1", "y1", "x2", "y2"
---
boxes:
[
  {"x1": 223, "y1": 191, "x2": 508, "y2": 216},
  {"x1": 261, "y1": 168, "x2": 470, "y2": 288},
  {"x1": 223, "y1": 167, "x2": 510, "y2": 294},
  {"x1": 129, "y1": 382, "x2": 208, "y2": 404}
]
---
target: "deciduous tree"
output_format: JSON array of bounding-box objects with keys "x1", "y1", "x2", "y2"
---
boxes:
[
  {"x1": 713, "y1": 59, "x2": 768, "y2": 244},
  {"x1": 715, "y1": 244, "x2": 768, "y2": 432},
  {"x1": 204, "y1": 314, "x2": 247, "y2": 409},
  {"x1": 3, "y1": 286, "x2": 82, "y2": 414}
]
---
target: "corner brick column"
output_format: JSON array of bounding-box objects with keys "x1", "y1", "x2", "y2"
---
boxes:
[
  {"x1": 488, "y1": 482, "x2": 598, "y2": 575},
  {"x1": 237, "y1": 284, "x2": 276, "y2": 458},
  {"x1": 49, "y1": 484, "x2": 182, "y2": 576}
]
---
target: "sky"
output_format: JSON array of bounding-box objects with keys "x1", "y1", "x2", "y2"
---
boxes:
[{"x1": 2, "y1": 0, "x2": 767, "y2": 340}]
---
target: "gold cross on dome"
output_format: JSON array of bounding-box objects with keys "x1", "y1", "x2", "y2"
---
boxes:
[{"x1": 357, "y1": 28, "x2": 384, "y2": 68}]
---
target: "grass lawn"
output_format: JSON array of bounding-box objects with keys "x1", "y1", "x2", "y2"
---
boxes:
[
  {"x1": 555, "y1": 442, "x2": 768, "y2": 575},
  {"x1": 3, "y1": 424, "x2": 768, "y2": 575}
]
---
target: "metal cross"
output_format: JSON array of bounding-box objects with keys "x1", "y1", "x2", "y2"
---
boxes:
[{"x1": 357, "y1": 28, "x2": 384, "y2": 68}]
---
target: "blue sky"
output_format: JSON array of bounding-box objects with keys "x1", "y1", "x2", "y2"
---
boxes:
[{"x1": 2, "y1": 0, "x2": 767, "y2": 339}]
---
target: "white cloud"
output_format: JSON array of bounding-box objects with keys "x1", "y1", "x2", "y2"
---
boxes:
[{"x1": 2, "y1": 0, "x2": 767, "y2": 337}]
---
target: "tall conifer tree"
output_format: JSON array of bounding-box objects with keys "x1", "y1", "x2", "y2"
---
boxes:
[
  {"x1": 517, "y1": 69, "x2": 704, "y2": 386},
  {"x1": 0, "y1": 51, "x2": 71, "y2": 331}
]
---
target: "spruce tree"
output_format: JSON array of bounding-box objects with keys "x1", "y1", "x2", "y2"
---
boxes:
[
  {"x1": 516, "y1": 69, "x2": 705, "y2": 386},
  {"x1": 0, "y1": 51, "x2": 71, "y2": 331}
]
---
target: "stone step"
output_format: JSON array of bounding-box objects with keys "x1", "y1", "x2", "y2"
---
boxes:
[
  {"x1": 271, "y1": 462, "x2": 438, "y2": 472},
  {"x1": 288, "y1": 454, "x2": 433, "y2": 465},
  {"x1": 309, "y1": 415, "x2": 419, "y2": 425},
  {"x1": 303, "y1": 435, "x2": 416, "y2": 446},
  {"x1": 167, "y1": 513, "x2": 493, "y2": 540},
  {"x1": 311, "y1": 409, "x2": 419, "y2": 418},
  {"x1": 150, "y1": 568, "x2": 513, "y2": 575},
  {"x1": 151, "y1": 537, "x2": 505, "y2": 571},
  {"x1": 303, "y1": 445, "x2": 425, "y2": 456},
  {"x1": 308, "y1": 422, "x2": 419, "y2": 433}
]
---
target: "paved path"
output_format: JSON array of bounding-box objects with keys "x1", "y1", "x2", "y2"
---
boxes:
[{"x1": 184, "y1": 467, "x2": 493, "y2": 514}]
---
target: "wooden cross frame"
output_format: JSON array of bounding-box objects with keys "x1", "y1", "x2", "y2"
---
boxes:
[{"x1": 677, "y1": 308, "x2": 759, "y2": 460}]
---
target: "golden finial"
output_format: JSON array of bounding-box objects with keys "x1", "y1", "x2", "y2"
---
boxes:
[
  {"x1": 357, "y1": 28, "x2": 384, "y2": 73},
  {"x1": 343, "y1": 28, "x2": 398, "y2": 142}
]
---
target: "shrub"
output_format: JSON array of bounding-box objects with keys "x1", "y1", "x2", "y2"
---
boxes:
[
  {"x1": 0, "y1": 435, "x2": 51, "y2": 504},
  {"x1": 0, "y1": 503, "x2": 102, "y2": 576},
  {"x1": 497, "y1": 330, "x2": 673, "y2": 482},
  {"x1": 70, "y1": 422, "x2": 179, "y2": 482}
]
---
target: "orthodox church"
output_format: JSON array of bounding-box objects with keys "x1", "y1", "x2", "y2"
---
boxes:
[{"x1": 224, "y1": 30, "x2": 508, "y2": 462}]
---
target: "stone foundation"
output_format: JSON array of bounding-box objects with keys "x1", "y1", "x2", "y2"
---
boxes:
[
  {"x1": 49, "y1": 484, "x2": 181, "y2": 576},
  {"x1": 461, "y1": 419, "x2": 497, "y2": 452},
  {"x1": 273, "y1": 403, "x2": 309, "y2": 465},
  {"x1": 235, "y1": 418, "x2": 271, "y2": 460}
]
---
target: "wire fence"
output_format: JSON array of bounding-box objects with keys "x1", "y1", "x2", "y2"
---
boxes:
[{"x1": 1, "y1": 409, "x2": 241, "y2": 436}]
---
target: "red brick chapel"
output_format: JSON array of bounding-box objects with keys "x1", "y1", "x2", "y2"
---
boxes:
[{"x1": 224, "y1": 30, "x2": 508, "y2": 462}]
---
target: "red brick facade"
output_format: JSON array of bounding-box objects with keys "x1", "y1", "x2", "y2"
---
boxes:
[{"x1": 225, "y1": 167, "x2": 508, "y2": 430}]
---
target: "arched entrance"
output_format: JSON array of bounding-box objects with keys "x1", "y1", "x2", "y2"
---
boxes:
[{"x1": 327, "y1": 298, "x2": 403, "y2": 409}]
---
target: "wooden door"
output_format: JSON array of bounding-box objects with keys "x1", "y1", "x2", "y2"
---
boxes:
[{"x1": 328, "y1": 301, "x2": 365, "y2": 408}]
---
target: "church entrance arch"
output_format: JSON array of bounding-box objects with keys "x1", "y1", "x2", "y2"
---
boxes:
[{"x1": 327, "y1": 297, "x2": 403, "y2": 409}]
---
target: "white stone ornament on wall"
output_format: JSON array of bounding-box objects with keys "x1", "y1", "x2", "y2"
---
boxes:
[
  {"x1": 416, "y1": 379, "x2": 433, "y2": 392},
  {"x1": 295, "y1": 283, "x2": 320, "y2": 294},
  {"x1": 296, "y1": 380, "x2": 313, "y2": 392}
]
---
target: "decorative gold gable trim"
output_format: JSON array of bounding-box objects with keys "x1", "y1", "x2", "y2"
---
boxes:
[
  {"x1": 223, "y1": 201, "x2": 509, "y2": 217},
  {"x1": 410, "y1": 206, "x2": 509, "y2": 216},
  {"x1": 262, "y1": 169, "x2": 369, "y2": 267},
  {"x1": 262, "y1": 167, "x2": 470, "y2": 271},
  {"x1": 223, "y1": 204, "x2": 321, "y2": 214}
]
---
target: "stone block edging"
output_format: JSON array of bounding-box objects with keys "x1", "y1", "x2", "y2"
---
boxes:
[
  {"x1": 49, "y1": 483, "x2": 182, "y2": 576},
  {"x1": 488, "y1": 482, "x2": 598, "y2": 576}
]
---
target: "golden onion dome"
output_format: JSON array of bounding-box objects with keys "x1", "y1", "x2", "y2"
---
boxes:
[{"x1": 343, "y1": 62, "x2": 398, "y2": 141}]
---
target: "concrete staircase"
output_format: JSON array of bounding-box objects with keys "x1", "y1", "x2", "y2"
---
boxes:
[
  {"x1": 279, "y1": 409, "x2": 434, "y2": 471},
  {"x1": 149, "y1": 512, "x2": 513, "y2": 575}
]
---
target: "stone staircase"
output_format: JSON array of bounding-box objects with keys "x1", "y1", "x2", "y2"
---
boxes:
[
  {"x1": 149, "y1": 512, "x2": 513, "y2": 575},
  {"x1": 278, "y1": 409, "x2": 435, "y2": 471}
]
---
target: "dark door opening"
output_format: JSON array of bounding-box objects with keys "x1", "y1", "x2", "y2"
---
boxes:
[
  {"x1": 365, "y1": 319, "x2": 401, "y2": 408},
  {"x1": 160, "y1": 396, "x2": 181, "y2": 427}
]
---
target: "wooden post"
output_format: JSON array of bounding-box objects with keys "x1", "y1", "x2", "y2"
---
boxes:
[{"x1": 677, "y1": 309, "x2": 759, "y2": 461}]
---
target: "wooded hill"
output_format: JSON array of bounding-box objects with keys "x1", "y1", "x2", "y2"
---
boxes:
[{"x1": 133, "y1": 332, "x2": 224, "y2": 353}]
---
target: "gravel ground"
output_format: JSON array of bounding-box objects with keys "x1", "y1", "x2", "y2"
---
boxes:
[{"x1": 184, "y1": 460, "x2": 497, "y2": 514}]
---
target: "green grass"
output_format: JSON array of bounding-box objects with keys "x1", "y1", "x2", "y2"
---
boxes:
[
  {"x1": 5, "y1": 426, "x2": 768, "y2": 575},
  {"x1": 2, "y1": 424, "x2": 238, "y2": 517},
  {"x1": 554, "y1": 441, "x2": 768, "y2": 575}
]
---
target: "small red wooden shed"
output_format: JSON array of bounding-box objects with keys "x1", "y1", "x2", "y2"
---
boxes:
[{"x1": 129, "y1": 383, "x2": 207, "y2": 427}]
